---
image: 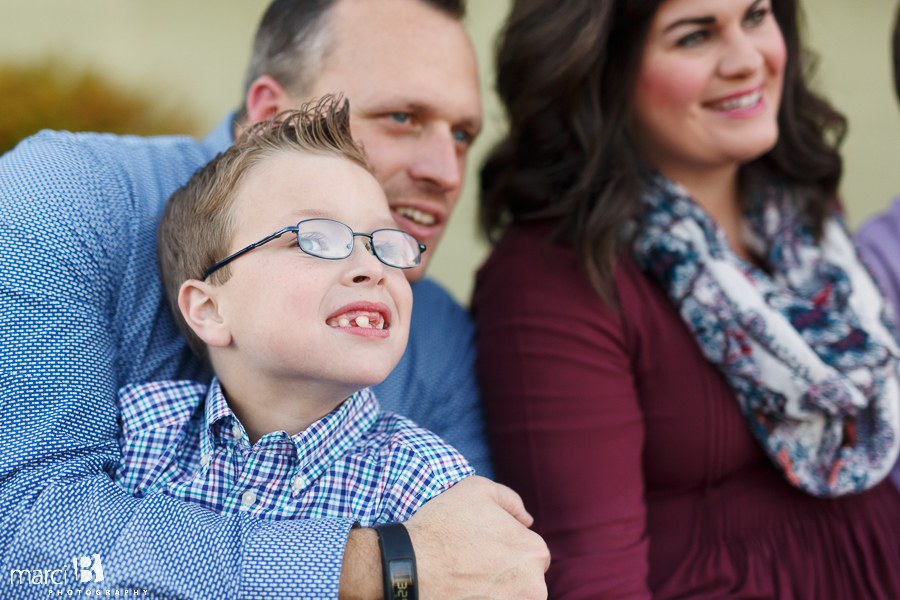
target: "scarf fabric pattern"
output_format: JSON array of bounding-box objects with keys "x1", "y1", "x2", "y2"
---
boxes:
[{"x1": 626, "y1": 173, "x2": 900, "y2": 496}]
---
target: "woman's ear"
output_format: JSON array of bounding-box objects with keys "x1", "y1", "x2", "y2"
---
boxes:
[
  {"x1": 178, "y1": 279, "x2": 232, "y2": 348},
  {"x1": 245, "y1": 75, "x2": 291, "y2": 124}
]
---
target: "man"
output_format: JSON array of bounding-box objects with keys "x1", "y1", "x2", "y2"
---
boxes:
[
  {"x1": 0, "y1": 0, "x2": 549, "y2": 598},
  {"x1": 240, "y1": 0, "x2": 491, "y2": 479}
]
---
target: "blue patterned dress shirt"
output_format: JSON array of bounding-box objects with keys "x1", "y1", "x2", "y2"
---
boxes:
[
  {"x1": 115, "y1": 379, "x2": 472, "y2": 523},
  {"x1": 0, "y1": 116, "x2": 491, "y2": 599}
]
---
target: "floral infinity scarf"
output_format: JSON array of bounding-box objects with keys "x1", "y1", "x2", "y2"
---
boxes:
[{"x1": 626, "y1": 173, "x2": 900, "y2": 496}]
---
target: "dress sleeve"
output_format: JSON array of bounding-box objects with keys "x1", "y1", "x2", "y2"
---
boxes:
[
  {"x1": 0, "y1": 133, "x2": 352, "y2": 598},
  {"x1": 473, "y1": 230, "x2": 651, "y2": 599}
]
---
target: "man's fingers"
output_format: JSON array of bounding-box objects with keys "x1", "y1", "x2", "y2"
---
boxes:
[
  {"x1": 406, "y1": 475, "x2": 549, "y2": 600},
  {"x1": 490, "y1": 481, "x2": 534, "y2": 527}
]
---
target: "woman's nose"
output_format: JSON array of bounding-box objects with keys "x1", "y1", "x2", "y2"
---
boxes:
[{"x1": 718, "y1": 30, "x2": 764, "y2": 79}]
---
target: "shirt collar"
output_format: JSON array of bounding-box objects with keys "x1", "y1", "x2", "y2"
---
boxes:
[
  {"x1": 199, "y1": 377, "x2": 381, "y2": 485},
  {"x1": 200, "y1": 111, "x2": 237, "y2": 157}
]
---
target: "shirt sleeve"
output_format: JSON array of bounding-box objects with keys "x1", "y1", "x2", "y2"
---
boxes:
[
  {"x1": 472, "y1": 229, "x2": 652, "y2": 600},
  {"x1": 371, "y1": 414, "x2": 475, "y2": 524},
  {"x1": 376, "y1": 280, "x2": 495, "y2": 479},
  {"x1": 0, "y1": 133, "x2": 354, "y2": 599}
]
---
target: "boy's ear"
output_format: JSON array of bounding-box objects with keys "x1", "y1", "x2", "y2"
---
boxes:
[
  {"x1": 178, "y1": 279, "x2": 232, "y2": 348},
  {"x1": 245, "y1": 75, "x2": 292, "y2": 124}
]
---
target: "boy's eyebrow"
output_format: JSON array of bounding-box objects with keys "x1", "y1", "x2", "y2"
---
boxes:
[{"x1": 283, "y1": 208, "x2": 334, "y2": 222}]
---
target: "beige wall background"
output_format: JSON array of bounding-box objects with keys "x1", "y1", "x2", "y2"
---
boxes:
[{"x1": 2, "y1": 0, "x2": 898, "y2": 304}]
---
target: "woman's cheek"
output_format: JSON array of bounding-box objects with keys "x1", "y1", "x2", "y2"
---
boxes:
[{"x1": 635, "y1": 57, "x2": 709, "y2": 116}]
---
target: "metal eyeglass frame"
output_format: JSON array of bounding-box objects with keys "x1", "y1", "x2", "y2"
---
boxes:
[{"x1": 202, "y1": 218, "x2": 427, "y2": 280}]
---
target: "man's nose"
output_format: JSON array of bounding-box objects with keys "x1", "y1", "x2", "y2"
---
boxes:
[{"x1": 407, "y1": 127, "x2": 464, "y2": 192}]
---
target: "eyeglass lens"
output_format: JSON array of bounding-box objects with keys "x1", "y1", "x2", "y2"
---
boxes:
[{"x1": 295, "y1": 219, "x2": 421, "y2": 268}]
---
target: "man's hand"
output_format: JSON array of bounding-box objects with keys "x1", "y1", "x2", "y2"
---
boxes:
[{"x1": 406, "y1": 476, "x2": 550, "y2": 600}]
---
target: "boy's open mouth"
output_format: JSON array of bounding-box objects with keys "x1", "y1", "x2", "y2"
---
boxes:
[
  {"x1": 327, "y1": 311, "x2": 386, "y2": 329},
  {"x1": 326, "y1": 302, "x2": 392, "y2": 331}
]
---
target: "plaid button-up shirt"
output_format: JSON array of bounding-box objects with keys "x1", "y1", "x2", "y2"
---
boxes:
[{"x1": 114, "y1": 378, "x2": 473, "y2": 524}]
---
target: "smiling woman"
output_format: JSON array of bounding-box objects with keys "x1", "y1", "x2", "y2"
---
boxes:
[{"x1": 475, "y1": 0, "x2": 900, "y2": 597}]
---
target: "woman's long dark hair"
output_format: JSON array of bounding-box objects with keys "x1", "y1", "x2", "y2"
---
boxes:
[{"x1": 480, "y1": 0, "x2": 847, "y2": 303}]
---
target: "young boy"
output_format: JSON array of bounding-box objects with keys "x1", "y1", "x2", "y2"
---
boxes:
[{"x1": 112, "y1": 97, "x2": 473, "y2": 524}]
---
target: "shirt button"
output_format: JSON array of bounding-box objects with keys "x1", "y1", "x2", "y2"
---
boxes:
[
  {"x1": 200, "y1": 453, "x2": 211, "y2": 467},
  {"x1": 232, "y1": 425, "x2": 243, "y2": 441},
  {"x1": 241, "y1": 490, "x2": 257, "y2": 507},
  {"x1": 292, "y1": 476, "x2": 303, "y2": 491}
]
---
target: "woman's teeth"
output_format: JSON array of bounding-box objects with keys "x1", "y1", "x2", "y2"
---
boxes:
[
  {"x1": 709, "y1": 90, "x2": 761, "y2": 111},
  {"x1": 328, "y1": 315, "x2": 384, "y2": 329},
  {"x1": 395, "y1": 206, "x2": 436, "y2": 226}
]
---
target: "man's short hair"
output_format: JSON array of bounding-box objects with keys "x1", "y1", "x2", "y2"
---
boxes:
[
  {"x1": 158, "y1": 95, "x2": 371, "y2": 355},
  {"x1": 238, "y1": 0, "x2": 467, "y2": 118}
]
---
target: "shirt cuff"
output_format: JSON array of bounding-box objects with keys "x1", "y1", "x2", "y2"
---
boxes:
[{"x1": 240, "y1": 517, "x2": 355, "y2": 599}]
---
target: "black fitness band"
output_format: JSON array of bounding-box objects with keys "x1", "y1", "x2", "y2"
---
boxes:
[{"x1": 374, "y1": 523, "x2": 418, "y2": 600}]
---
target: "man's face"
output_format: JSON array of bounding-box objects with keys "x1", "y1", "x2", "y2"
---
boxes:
[{"x1": 301, "y1": 0, "x2": 482, "y2": 282}]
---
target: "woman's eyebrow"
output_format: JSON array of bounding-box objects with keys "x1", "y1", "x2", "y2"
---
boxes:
[
  {"x1": 664, "y1": 15, "x2": 716, "y2": 33},
  {"x1": 663, "y1": 0, "x2": 765, "y2": 33}
]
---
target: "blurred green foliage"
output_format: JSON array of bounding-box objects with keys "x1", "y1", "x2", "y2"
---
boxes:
[{"x1": 0, "y1": 59, "x2": 199, "y2": 155}]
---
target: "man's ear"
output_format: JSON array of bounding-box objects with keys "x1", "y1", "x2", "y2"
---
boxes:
[
  {"x1": 178, "y1": 279, "x2": 232, "y2": 348},
  {"x1": 245, "y1": 75, "x2": 291, "y2": 124}
]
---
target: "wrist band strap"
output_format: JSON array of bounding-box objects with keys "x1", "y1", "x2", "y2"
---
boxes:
[{"x1": 373, "y1": 523, "x2": 418, "y2": 600}]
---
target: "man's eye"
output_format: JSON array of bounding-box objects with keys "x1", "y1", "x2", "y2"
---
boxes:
[
  {"x1": 452, "y1": 130, "x2": 472, "y2": 145},
  {"x1": 389, "y1": 113, "x2": 412, "y2": 124},
  {"x1": 677, "y1": 30, "x2": 710, "y2": 48}
]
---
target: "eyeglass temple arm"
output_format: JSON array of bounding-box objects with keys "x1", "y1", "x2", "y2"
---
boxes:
[{"x1": 202, "y1": 227, "x2": 297, "y2": 280}]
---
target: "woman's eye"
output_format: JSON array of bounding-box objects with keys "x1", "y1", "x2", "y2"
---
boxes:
[
  {"x1": 677, "y1": 30, "x2": 710, "y2": 48},
  {"x1": 744, "y1": 8, "x2": 769, "y2": 27}
]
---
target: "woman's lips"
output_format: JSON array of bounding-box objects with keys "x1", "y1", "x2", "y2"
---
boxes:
[{"x1": 704, "y1": 87, "x2": 764, "y2": 115}]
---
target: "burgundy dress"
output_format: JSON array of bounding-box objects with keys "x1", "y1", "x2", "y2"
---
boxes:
[{"x1": 472, "y1": 223, "x2": 900, "y2": 600}]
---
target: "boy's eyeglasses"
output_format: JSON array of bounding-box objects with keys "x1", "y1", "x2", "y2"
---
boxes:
[{"x1": 202, "y1": 218, "x2": 427, "y2": 280}]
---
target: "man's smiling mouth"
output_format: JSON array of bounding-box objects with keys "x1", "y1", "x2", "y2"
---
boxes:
[{"x1": 394, "y1": 206, "x2": 437, "y2": 227}]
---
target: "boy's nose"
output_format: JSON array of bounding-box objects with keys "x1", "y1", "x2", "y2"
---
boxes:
[{"x1": 346, "y1": 240, "x2": 386, "y2": 285}]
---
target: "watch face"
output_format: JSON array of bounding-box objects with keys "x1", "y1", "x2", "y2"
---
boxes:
[{"x1": 389, "y1": 559, "x2": 414, "y2": 597}]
